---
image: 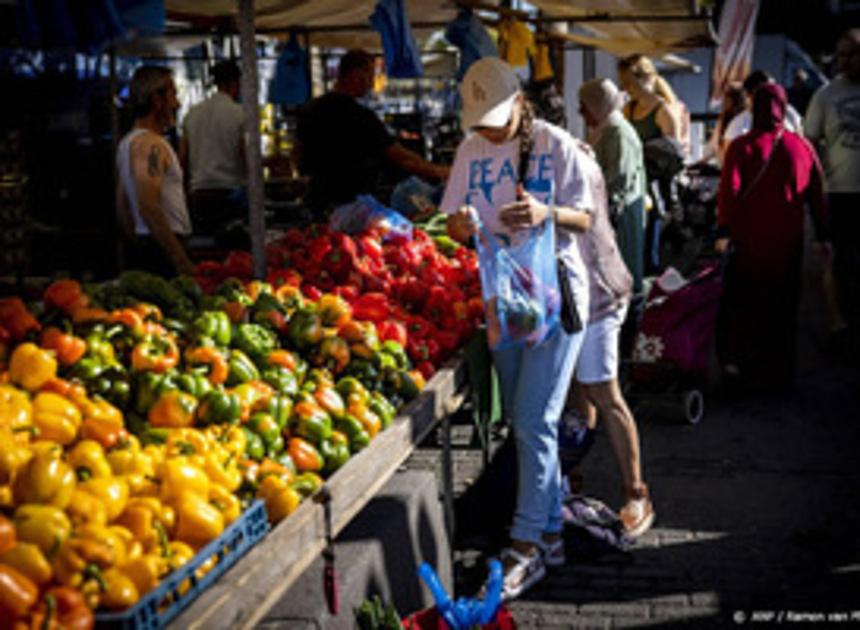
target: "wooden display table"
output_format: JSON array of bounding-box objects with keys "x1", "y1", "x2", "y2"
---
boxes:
[{"x1": 169, "y1": 359, "x2": 468, "y2": 630}]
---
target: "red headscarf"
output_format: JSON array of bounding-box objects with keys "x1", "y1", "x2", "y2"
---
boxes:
[{"x1": 752, "y1": 83, "x2": 787, "y2": 132}]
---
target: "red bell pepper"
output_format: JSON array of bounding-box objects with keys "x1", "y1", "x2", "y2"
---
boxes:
[
  {"x1": 376, "y1": 320, "x2": 407, "y2": 346},
  {"x1": 267, "y1": 268, "x2": 303, "y2": 289},
  {"x1": 333, "y1": 285, "x2": 360, "y2": 303},
  {"x1": 407, "y1": 337, "x2": 441, "y2": 365},
  {"x1": 415, "y1": 360, "x2": 436, "y2": 381},
  {"x1": 422, "y1": 286, "x2": 452, "y2": 323},
  {"x1": 436, "y1": 330, "x2": 460, "y2": 356},
  {"x1": 406, "y1": 315, "x2": 435, "y2": 340},
  {"x1": 308, "y1": 235, "x2": 333, "y2": 263},
  {"x1": 301, "y1": 284, "x2": 323, "y2": 302},
  {"x1": 358, "y1": 235, "x2": 384, "y2": 263},
  {"x1": 224, "y1": 251, "x2": 253, "y2": 278},
  {"x1": 351, "y1": 293, "x2": 390, "y2": 322},
  {"x1": 280, "y1": 228, "x2": 305, "y2": 248}
]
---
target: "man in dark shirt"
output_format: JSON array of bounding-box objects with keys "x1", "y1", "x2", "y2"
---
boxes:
[{"x1": 296, "y1": 49, "x2": 448, "y2": 217}]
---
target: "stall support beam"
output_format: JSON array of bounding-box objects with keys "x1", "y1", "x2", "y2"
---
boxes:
[{"x1": 237, "y1": 0, "x2": 266, "y2": 279}]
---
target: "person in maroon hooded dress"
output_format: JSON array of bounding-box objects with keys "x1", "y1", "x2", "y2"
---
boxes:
[{"x1": 715, "y1": 83, "x2": 831, "y2": 391}]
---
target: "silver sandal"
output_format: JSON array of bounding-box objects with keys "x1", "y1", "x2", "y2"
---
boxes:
[{"x1": 499, "y1": 547, "x2": 546, "y2": 600}]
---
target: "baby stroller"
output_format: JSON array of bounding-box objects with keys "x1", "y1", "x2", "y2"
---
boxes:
[{"x1": 622, "y1": 261, "x2": 724, "y2": 424}]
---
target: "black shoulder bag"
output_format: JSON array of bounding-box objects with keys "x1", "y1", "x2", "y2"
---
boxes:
[{"x1": 517, "y1": 131, "x2": 582, "y2": 334}]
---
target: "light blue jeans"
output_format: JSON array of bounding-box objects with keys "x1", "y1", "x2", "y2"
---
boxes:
[{"x1": 493, "y1": 324, "x2": 584, "y2": 543}]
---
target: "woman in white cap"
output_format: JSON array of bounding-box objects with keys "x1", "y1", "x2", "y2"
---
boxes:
[
  {"x1": 441, "y1": 57, "x2": 593, "y2": 599},
  {"x1": 578, "y1": 77, "x2": 647, "y2": 295}
]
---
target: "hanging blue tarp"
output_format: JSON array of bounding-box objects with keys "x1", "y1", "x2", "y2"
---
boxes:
[{"x1": 369, "y1": 0, "x2": 423, "y2": 79}]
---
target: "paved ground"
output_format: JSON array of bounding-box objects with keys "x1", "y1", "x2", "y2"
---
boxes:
[{"x1": 410, "y1": 237, "x2": 860, "y2": 628}]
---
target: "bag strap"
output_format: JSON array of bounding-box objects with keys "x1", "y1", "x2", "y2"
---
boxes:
[{"x1": 739, "y1": 130, "x2": 784, "y2": 201}]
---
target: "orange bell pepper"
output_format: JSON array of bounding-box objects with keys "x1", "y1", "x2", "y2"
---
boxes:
[
  {"x1": 109, "y1": 308, "x2": 145, "y2": 334},
  {"x1": 131, "y1": 336, "x2": 179, "y2": 373},
  {"x1": 0, "y1": 564, "x2": 37, "y2": 620},
  {"x1": 40, "y1": 327, "x2": 87, "y2": 367},
  {"x1": 0, "y1": 514, "x2": 15, "y2": 555},
  {"x1": 43, "y1": 279, "x2": 86, "y2": 311},
  {"x1": 148, "y1": 391, "x2": 197, "y2": 429},
  {"x1": 130, "y1": 302, "x2": 162, "y2": 321},
  {"x1": 80, "y1": 418, "x2": 129, "y2": 450},
  {"x1": 223, "y1": 301, "x2": 245, "y2": 323},
  {"x1": 267, "y1": 349, "x2": 298, "y2": 372},
  {"x1": 185, "y1": 347, "x2": 228, "y2": 385},
  {"x1": 288, "y1": 437, "x2": 323, "y2": 473},
  {"x1": 27, "y1": 586, "x2": 93, "y2": 630},
  {"x1": 0, "y1": 298, "x2": 40, "y2": 341}
]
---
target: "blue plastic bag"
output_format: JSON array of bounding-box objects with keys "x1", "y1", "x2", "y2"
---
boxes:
[
  {"x1": 329, "y1": 194, "x2": 413, "y2": 242},
  {"x1": 475, "y1": 219, "x2": 560, "y2": 350}
]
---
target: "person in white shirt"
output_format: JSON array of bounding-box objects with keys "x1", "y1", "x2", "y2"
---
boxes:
[
  {"x1": 179, "y1": 60, "x2": 247, "y2": 241},
  {"x1": 117, "y1": 66, "x2": 194, "y2": 276},
  {"x1": 443, "y1": 58, "x2": 592, "y2": 600},
  {"x1": 805, "y1": 28, "x2": 860, "y2": 339},
  {"x1": 723, "y1": 70, "x2": 804, "y2": 145}
]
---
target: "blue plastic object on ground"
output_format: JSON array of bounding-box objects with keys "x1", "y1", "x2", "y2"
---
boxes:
[
  {"x1": 95, "y1": 500, "x2": 270, "y2": 630},
  {"x1": 418, "y1": 559, "x2": 503, "y2": 630}
]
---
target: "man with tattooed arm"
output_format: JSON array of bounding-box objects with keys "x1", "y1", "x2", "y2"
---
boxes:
[{"x1": 116, "y1": 66, "x2": 194, "y2": 276}]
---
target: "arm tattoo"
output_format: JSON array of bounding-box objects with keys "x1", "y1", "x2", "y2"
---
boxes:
[{"x1": 147, "y1": 144, "x2": 162, "y2": 177}]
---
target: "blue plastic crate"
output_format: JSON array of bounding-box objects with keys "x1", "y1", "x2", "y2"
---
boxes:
[{"x1": 96, "y1": 499, "x2": 270, "y2": 630}]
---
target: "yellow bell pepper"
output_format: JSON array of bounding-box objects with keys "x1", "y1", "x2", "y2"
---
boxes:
[
  {"x1": 0, "y1": 542, "x2": 53, "y2": 586},
  {"x1": 12, "y1": 444, "x2": 75, "y2": 507},
  {"x1": 173, "y1": 493, "x2": 224, "y2": 547},
  {"x1": 77, "y1": 396, "x2": 123, "y2": 426},
  {"x1": 208, "y1": 483, "x2": 241, "y2": 525},
  {"x1": 100, "y1": 567, "x2": 140, "y2": 610},
  {"x1": 68, "y1": 439, "x2": 112, "y2": 479},
  {"x1": 143, "y1": 444, "x2": 166, "y2": 468},
  {"x1": 78, "y1": 476, "x2": 129, "y2": 521},
  {"x1": 0, "y1": 384, "x2": 31, "y2": 431},
  {"x1": 165, "y1": 428, "x2": 211, "y2": 457},
  {"x1": 257, "y1": 475, "x2": 302, "y2": 524},
  {"x1": 166, "y1": 541, "x2": 195, "y2": 571},
  {"x1": 76, "y1": 523, "x2": 129, "y2": 567},
  {"x1": 9, "y1": 342, "x2": 57, "y2": 392},
  {"x1": 118, "y1": 497, "x2": 175, "y2": 547},
  {"x1": 204, "y1": 425, "x2": 247, "y2": 458},
  {"x1": 66, "y1": 489, "x2": 109, "y2": 527},
  {"x1": 31, "y1": 391, "x2": 81, "y2": 445},
  {"x1": 203, "y1": 449, "x2": 241, "y2": 493},
  {"x1": 14, "y1": 504, "x2": 72, "y2": 555},
  {"x1": 0, "y1": 484, "x2": 12, "y2": 509},
  {"x1": 158, "y1": 457, "x2": 210, "y2": 504},
  {"x1": 119, "y1": 554, "x2": 163, "y2": 596},
  {"x1": 0, "y1": 428, "x2": 32, "y2": 484}
]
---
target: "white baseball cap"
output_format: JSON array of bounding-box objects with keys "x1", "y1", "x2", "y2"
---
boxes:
[{"x1": 460, "y1": 57, "x2": 521, "y2": 130}]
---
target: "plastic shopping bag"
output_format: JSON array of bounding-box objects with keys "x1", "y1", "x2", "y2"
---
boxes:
[
  {"x1": 329, "y1": 194, "x2": 413, "y2": 242},
  {"x1": 475, "y1": 219, "x2": 560, "y2": 350}
]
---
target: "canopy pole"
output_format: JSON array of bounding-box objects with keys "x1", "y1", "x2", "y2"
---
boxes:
[{"x1": 237, "y1": 0, "x2": 267, "y2": 279}]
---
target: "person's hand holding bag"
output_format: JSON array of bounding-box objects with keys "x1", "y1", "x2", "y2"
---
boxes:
[{"x1": 499, "y1": 184, "x2": 550, "y2": 231}]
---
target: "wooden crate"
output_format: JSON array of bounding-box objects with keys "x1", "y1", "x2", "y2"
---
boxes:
[{"x1": 169, "y1": 358, "x2": 467, "y2": 630}]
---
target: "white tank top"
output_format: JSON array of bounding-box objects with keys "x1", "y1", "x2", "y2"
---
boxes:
[{"x1": 117, "y1": 128, "x2": 192, "y2": 236}]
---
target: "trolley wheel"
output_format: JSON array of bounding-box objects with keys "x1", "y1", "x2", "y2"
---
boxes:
[{"x1": 682, "y1": 389, "x2": 705, "y2": 424}]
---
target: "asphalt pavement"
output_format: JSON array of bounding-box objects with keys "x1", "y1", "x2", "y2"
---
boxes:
[{"x1": 414, "y1": 231, "x2": 860, "y2": 628}]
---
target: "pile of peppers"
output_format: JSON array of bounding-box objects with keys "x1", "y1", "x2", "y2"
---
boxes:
[{"x1": 0, "y1": 265, "x2": 436, "y2": 625}]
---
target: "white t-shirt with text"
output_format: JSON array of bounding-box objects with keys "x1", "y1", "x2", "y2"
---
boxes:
[{"x1": 440, "y1": 119, "x2": 593, "y2": 305}]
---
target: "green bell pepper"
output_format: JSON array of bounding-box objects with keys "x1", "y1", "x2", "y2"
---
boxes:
[
  {"x1": 193, "y1": 311, "x2": 232, "y2": 347},
  {"x1": 374, "y1": 352, "x2": 398, "y2": 372},
  {"x1": 216, "y1": 278, "x2": 253, "y2": 306},
  {"x1": 70, "y1": 356, "x2": 107, "y2": 382},
  {"x1": 397, "y1": 370, "x2": 420, "y2": 401},
  {"x1": 291, "y1": 472, "x2": 323, "y2": 497},
  {"x1": 381, "y1": 340, "x2": 409, "y2": 370},
  {"x1": 289, "y1": 406, "x2": 332, "y2": 446},
  {"x1": 234, "y1": 323, "x2": 277, "y2": 361},
  {"x1": 177, "y1": 371, "x2": 213, "y2": 399},
  {"x1": 334, "y1": 415, "x2": 371, "y2": 452},
  {"x1": 242, "y1": 427, "x2": 266, "y2": 460},
  {"x1": 134, "y1": 372, "x2": 165, "y2": 415},
  {"x1": 287, "y1": 309, "x2": 323, "y2": 351},
  {"x1": 343, "y1": 359, "x2": 380, "y2": 392},
  {"x1": 262, "y1": 367, "x2": 298, "y2": 396},
  {"x1": 171, "y1": 275, "x2": 203, "y2": 308},
  {"x1": 89, "y1": 365, "x2": 132, "y2": 408},
  {"x1": 267, "y1": 395, "x2": 294, "y2": 430},
  {"x1": 368, "y1": 391, "x2": 396, "y2": 429},
  {"x1": 335, "y1": 377, "x2": 370, "y2": 406},
  {"x1": 247, "y1": 412, "x2": 282, "y2": 450},
  {"x1": 320, "y1": 436, "x2": 351, "y2": 475},
  {"x1": 197, "y1": 389, "x2": 242, "y2": 425},
  {"x1": 272, "y1": 452, "x2": 296, "y2": 476},
  {"x1": 227, "y1": 349, "x2": 260, "y2": 386}
]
